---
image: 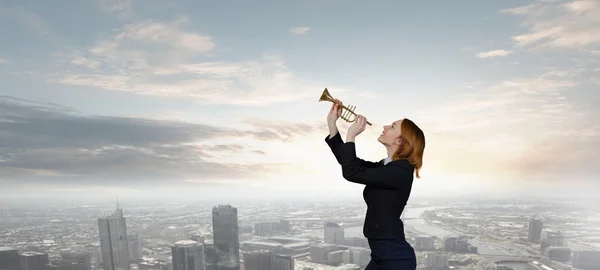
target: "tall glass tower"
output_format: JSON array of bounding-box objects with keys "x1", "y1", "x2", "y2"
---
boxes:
[
  {"x1": 212, "y1": 205, "x2": 240, "y2": 270},
  {"x1": 98, "y1": 206, "x2": 130, "y2": 270},
  {"x1": 172, "y1": 240, "x2": 206, "y2": 270}
]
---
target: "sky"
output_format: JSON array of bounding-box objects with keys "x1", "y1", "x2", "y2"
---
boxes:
[{"x1": 0, "y1": 0, "x2": 599, "y2": 201}]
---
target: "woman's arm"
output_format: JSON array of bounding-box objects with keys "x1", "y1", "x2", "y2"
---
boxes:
[
  {"x1": 337, "y1": 141, "x2": 411, "y2": 189},
  {"x1": 325, "y1": 132, "x2": 380, "y2": 168}
]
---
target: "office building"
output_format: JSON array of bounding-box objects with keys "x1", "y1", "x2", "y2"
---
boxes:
[
  {"x1": 324, "y1": 222, "x2": 344, "y2": 245},
  {"x1": 242, "y1": 250, "x2": 271, "y2": 270},
  {"x1": 0, "y1": 247, "x2": 20, "y2": 270},
  {"x1": 212, "y1": 205, "x2": 240, "y2": 270},
  {"x1": 528, "y1": 219, "x2": 543, "y2": 243},
  {"x1": 20, "y1": 251, "x2": 49, "y2": 270},
  {"x1": 98, "y1": 207, "x2": 130, "y2": 270},
  {"x1": 271, "y1": 254, "x2": 293, "y2": 270},
  {"x1": 172, "y1": 240, "x2": 205, "y2": 270}
]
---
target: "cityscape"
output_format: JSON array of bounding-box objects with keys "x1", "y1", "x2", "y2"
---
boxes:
[
  {"x1": 1, "y1": 195, "x2": 599, "y2": 270},
  {"x1": 1, "y1": 0, "x2": 600, "y2": 270}
]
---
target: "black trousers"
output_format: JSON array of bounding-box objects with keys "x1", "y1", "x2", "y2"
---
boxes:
[{"x1": 365, "y1": 238, "x2": 416, "y2": 270}]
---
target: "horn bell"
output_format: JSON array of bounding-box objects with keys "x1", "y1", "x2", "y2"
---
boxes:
[{"x1": 318, "y1": 88, "x2": 372, "y2": 126}]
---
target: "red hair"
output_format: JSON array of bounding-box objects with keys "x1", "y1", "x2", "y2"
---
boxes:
[{"x1": 392, "y1": 118, "x2": 425, "y2": 178}]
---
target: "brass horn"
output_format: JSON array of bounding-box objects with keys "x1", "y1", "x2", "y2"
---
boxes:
[{"x1": 319, "y1": 88, "x2": 372, "y2": 126}]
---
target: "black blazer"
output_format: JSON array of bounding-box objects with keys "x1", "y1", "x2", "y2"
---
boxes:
[{"x1": 325, "y1": 132, "x2": 414, "y2": 240}]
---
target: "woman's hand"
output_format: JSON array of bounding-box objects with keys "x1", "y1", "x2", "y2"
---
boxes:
[
  {"x1": 347, "y1": 115, "x2": 367, "y2": 142},
  {"x1": 327, "y1": 99, "x2": 342, "y2": 125},
  {"x1": 327, "y1": 99, "x2": 343, "y2": 138}
]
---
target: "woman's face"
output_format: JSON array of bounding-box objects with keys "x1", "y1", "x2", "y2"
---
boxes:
[{"x1": 378, "y1": 119, "x2": 403, "y2": 146}]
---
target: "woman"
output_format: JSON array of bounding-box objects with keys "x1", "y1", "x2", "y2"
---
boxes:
[{"x1": 324, "y1": 100, "x2": 425, "y2": 270}]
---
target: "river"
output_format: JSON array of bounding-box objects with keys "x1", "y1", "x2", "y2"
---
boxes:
[
  {"x1": 496, "y1": 262, "x2": 537, "y2": 270},
  {"x1": 290, "y1": 206, "x2": 440, "y2": 238},
  {"x1": 290, "y1": 206, "x2": 518, "y2": 256}
]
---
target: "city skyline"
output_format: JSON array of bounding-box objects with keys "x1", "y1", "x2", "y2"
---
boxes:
[
  {"x1": 1, "y1": 0, "x2": 599, "y2": 200},
  {"x1": 1, "y1": 196, "x2": 598, "y2": 269}
]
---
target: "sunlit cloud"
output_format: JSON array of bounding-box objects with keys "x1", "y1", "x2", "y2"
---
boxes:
[
  {"x1": 417, "y1": 68, "x2": 599, "y2": 183},
  {"x1": 477, "y1": 50, "x2": 513, "y2": 58},
  {"x1": 502, "y1": 0, "x2": 600, "y2": 52},
  {"x1": 290, "y1": 27, "x2": 311, "y2": 35},
  {"x1": 49, "y1": 19, "x2": 327, "y2": 106},
  {"x1": 0, "y1": 96, "x2": 330, "y2": 188}
]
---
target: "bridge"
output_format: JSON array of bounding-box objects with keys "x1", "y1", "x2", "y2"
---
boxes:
[
  {"x1": 478, "y1": 256, "x2": 555, "y2": 270},
  {"x1": 481, "y1": 256, "x2": 534, "y2": 262},
  {"x1": 481, "y1": 254, "x2": 540, "y2": 259}
]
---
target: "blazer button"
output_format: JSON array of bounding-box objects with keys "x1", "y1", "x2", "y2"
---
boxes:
[{"x1": 375, "y1": 224, "x2": 380, "y2": 228}]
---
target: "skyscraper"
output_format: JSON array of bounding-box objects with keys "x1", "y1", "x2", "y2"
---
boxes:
[
  {"x1": 324, "y1": 222, "x2": 344, "y2": 245},
  {"x1": 20, "y1": 251, "x2": 49, "y2": 270},
  {"x1": 127, "y1": 234, "x2": 142, "y2": 261},
  {"x1": 242, "y1": 250, "x2": 271, "y2": 270},
  {"x1": 212, "y1": 205, "x2": 240, "y2": 270},
  {"x1": 0, "y1": 247, "x2": 20, "y2": 270},
  {"x1": 171, "y1": 240, "x2": 206, "y2": 270},
  {"x1": 528, "y1": 219, "x2": 543, "y2": 243},
  {"x1": 98, "y1": 207, "x2": 130, "y2": 270}
]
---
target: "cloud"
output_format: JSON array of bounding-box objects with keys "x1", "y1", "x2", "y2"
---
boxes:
[
  {"x1": 79, "y1": 19, "x2": 214, "y2": 71},
  {"x1": 71, "y1": 58, "x2": 102, "y2": 70},
  {"x1": 51, "y1": 19, "x2": 324, "y2": 106},
  {"x1": 501, "y1": 129, "x2": 599, "y2": 180},
  {"x1": 477, "y1": 50, "x2": 513, "y2": 58},
  {"x1": 241, "y1": 118, "x2": 328, "y2": 142},
  {"x1": 114, "y1": 19, "x2": 215, "y2": 52},
  {"x1": 94, "y1": 0, "x2": 133, "y2": 19},
  {"x1": 290, "y1": 27, "x2": 311, "y2": 35},
  {"x1": 449, "y1": 1, "x2": 600, "y2": 181},
  {"x1": 418, "y1": 68, "x2": 600, "y2": 182},
  {"x1": 0, "y1": 96, "x2": 326, "y2": 187},
  {"x1": 0, "y1": 58, "x2": 8, "y2": 64},
  {"x1": 502, "y1": 0, "x2": 600, "y2": 52},
  {"x1": 98, "y1": 0, "x2": 131, "y2": 13}
]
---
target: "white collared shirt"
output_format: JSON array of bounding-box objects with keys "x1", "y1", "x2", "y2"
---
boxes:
[{"x1": 382, "y1": 157, "x2": 392, "y2": 165}]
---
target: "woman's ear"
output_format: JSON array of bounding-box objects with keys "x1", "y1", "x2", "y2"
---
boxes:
[{"x1": 396, "y1": 136, "x2": 403, "y2": 146}]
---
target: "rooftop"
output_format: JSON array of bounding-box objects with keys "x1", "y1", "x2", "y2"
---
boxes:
[
  {"x1": 267, "y1": 236, "x2": 311, "y2": 243},
  {"x1": 21, "y1": 251, "x2": 46, "y2": 256},
  {"x1": 241, "y1": 240, "x2": 284, "y2": 248},
  {"x1": 173, "y1": 240, "x2": 200, "y2": 247},
  {"x1": 283, "y1": 242, "x2": 310, "y2": 248}
]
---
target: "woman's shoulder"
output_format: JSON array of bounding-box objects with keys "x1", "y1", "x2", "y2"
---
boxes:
[
  {"x1": 388, "y1": 158, "x2": 413, "y2": 170},
  {"x1": 388, "y1": 159, "x2": 416, "y2": 179}
]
